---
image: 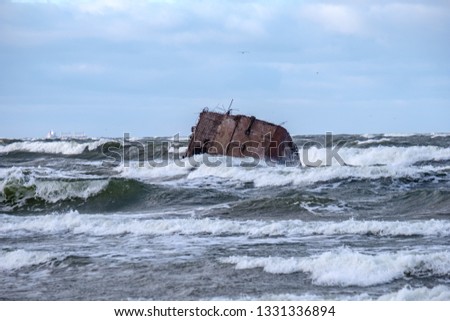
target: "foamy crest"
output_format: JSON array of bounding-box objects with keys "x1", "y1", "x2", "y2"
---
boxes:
[
  {"x1": 111, "y1": 144, "x2": 450, "y2": 187},
  {"x1": 306, "y1": 219, "x2": 450, "y2": 237},
  {"x1": 299, "y1": 145, "x2": 450, "y2": 167},
  {"x1": 0, "y1": 212, "x2": 251, "y2": 236},
  {"x1": 0, "y1": 210, "x2": 82, "y2": 234},
  {"x1": 249, "y1": 286, "x2": 450, "y2": 301},
  {"x1": 1, "y1": 212, "x2": 449, "y2": 238},
  {"x1": 221, "y1": 248, "x2": 450, "y2": 286},
  {"x1": 210, "y1": 293, "x2": 326, "y2": 301},
  {"x1": 168, "y1": 146, "x2": 188, "y2": 154},
  {"x1": 119, "y1": 160, "x2": 194, "y2": 181},
  {"x1": 211, "y1": 292, "x2": 372, "y2": 301},
  {"x1": 0, "y1": 139, "x2": 113, "y2": 155},
  {"x1": 383, "y1": 133, "x2": 416, "y2": 137},
  {"x1": 0, "y1": 167, "x2": 109, "y2": 206},
  {"x1": 431, "y1": 133, "x2": 450, "y2": 138},
  {"x1": 36, "y1": 180, "x2": 108, "y2": 203},
  {"x1": 355, "y1": 138, "x2": 391, "y2": 145},
  {"x1": 0, "y1": 249, "x2": 52, "y2": 270},
  {"x1": 339, "y1": 146, "x2": 450, "y2": 166},
  {"x1": 186, "y1": 161, "x2": 447, "y2": 187},
  {"x1": 378, "y1": 285, "x2": 450, "y2": 301}
]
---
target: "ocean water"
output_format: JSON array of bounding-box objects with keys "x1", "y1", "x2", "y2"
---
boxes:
[{"x1": 1, "y1": 134, "x2": 450, "y2": 301}]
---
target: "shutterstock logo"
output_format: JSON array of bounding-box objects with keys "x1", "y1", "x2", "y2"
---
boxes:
[
  {"x1": 101, "y1": 132, "x2": 347, "y2": 168},
  {"x1": 302, "y1": 132, "x2": 347, "y2": 167}
]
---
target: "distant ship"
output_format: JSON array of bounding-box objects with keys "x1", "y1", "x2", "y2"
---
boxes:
[
  {"x1": 46, "y1": 130, "x2": 57, "y2": 139},
  {"x1": 184, "y1": 108, "x2": 300, "y2": 164}
]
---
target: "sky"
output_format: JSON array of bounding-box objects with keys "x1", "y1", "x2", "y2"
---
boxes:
[{"x1": 1, "y1": 0, "x2": 450, "y2": 138}]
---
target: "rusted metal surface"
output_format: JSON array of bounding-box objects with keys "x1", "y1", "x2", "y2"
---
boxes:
[{"x1": 185, "y1": 109, "x2": 299, "y2": 164}]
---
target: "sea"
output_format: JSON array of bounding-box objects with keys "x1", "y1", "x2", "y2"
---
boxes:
[{"x1": 1, "y1": 133, "x2": 450, "y2": 301}]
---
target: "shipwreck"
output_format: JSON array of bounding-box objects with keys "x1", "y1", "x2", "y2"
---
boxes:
[{"x1": 184, "y1": 107, "x2": 300, "y2": 164}]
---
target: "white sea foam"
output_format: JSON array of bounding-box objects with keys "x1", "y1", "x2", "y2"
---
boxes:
[
  {"x1": 34, "y1": 179, "x2": 109, "y2": 203},
  {"x1": 301, "y1": 201, "x2": 348, "y2": 214},
  {"x1": 221, "y1": 248, "x2": 450, "y2": 286},
  {"x1": 183, "y1": 145, "x2": 450, "y2": 187},
  {"x1": 431, "y1": 133, "x2": 450, "y2": 138},
  {"x1": 210, "y1": 293, "x2": 327, "y2": 301},
  {"x1": 378, "y1": 285, "x2": 450, "y2": 301},
  {"x1": 0, "y1": 167, "x2": 109, "y2": 205},
  {"x1": 0, "y1": 166, "x2": 102, "y2": 181},
  {"x1": 116, "y1": 144, "x2": 450, "y2": 187},
  {"x1": 361, "y1": 134, "x2": 377, "y2": 139},
  {"x1": 213, "y1": 286, "x2": 450, "y2": 301},
  {"x1": 383, "y1": 133, "x2": 417, "y2": 137},
  {"x1": 119, "y1": 160, "x2": 194, "y2": 181},
  {"x1": 338, "y1": 146, "x2": 450, "y2": 166},
  {"x1": 0, "y1": 139, "x2": 113, "y2": 155},
  {"x1": 301, "y1": 145, "x2": 450, "y2": 167},
  {"x1": 0, "y1": 249, "x2": 52, "y2": 270},
  {"x1": 1, "y1": 212, "x2": 449, "y2": 238},
  {"x1": 212, "y1": 292, "x2": 374, "y2": 301},
  {"x1": 186, "y1": 161, "x2": 448, "y2": 188},
  {"x1": 168, "y1": 146, "x2": 188, "y2": 154},
  {"x1": 355, "y1": 138, "x2": 391, "y2": 145}
]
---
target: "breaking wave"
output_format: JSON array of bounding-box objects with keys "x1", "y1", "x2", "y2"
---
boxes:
[
  {"x1": 0, "y1": 167, "x2": 239, "y2": 213},
  {"x1": 378, "y1": 285, "x2": 450, "y2": 301},
  {"x1": 337, "y1": 146, "x2": 450, "y2": 166},
  {"x1": 1, "y1": 211, "x2": 449, "y2": 237},
  {"x1": 2, "y1": 133, "x2": 449, "y2": 300},
  {"x1": 214, "y1": 285, "x2": 450, "y2": 301},
  {"x1": 0, "y1": 249, "x2": 53, "y2": 270},
  {"x1": 0, "y1": 167, "x2": 109, "y2": 210},
  {"x1": 185, "y1": 161, "x2": 449, "y2": 188},
  {"x1": 0, "y1": 139, "x2": 116, "y2": 155},
  {"x1": 114, "y1": 145, "x2": 450, "y2": 189},
  {"x1": 220, "y1": 248, "x2": 450, "y2": 286}
]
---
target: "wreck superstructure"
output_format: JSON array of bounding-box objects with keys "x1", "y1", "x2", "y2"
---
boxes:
[{"x1": 184, "y1": 109, "x2": 299, "y2": 164}]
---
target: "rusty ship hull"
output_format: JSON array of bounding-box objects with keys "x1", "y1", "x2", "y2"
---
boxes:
[{"x1": 184, "y1": 109, "x2": 299, "y2": 164}]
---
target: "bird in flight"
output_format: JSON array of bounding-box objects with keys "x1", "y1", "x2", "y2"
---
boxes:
[{"x1": 239, "y1": 51, "x2": 250, "y2": 54}]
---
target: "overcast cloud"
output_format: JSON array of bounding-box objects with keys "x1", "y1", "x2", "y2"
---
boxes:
[{"x1": 1, "y1": 0, "x2": 449, "y2": 137}]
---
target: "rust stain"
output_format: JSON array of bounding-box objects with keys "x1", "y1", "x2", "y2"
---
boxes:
[{"x1": 185, "y1": 109, "x2": 299, "y2": 164}]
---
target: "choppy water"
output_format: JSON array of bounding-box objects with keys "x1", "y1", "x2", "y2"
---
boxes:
[{"x1": 1, "y1": 133, "x2": 450, "y2": 300}]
